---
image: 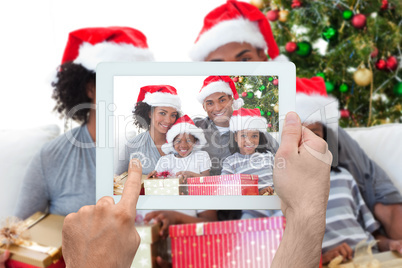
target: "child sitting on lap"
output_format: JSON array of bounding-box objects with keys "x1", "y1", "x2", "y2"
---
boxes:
[
  {"x1": 221, "y1": 108, "x2": 274, "y2": 195},
  {"x1": 149, "y1": 115, "x2": 211, "y2": 179}
]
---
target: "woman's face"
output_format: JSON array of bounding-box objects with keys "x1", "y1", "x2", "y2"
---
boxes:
[
  {"x1": 149, "y1": 106, "x2": 178, "y2": 134},
  {"x1": 173, "y1": 133, "x2": 196, "y2": 158},
  {"x1": 235, "y1": 130, "x2": 260, "y2": 155}
]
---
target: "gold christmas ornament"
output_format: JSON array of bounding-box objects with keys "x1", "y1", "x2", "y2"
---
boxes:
[
  {"x1": 278, "y1": 10, "x2": 289, "y2": 22},
  {"x1": 273, "y1": 104, "x2": 279, "y2": 113},
  {"x1": 238, "y1": 76, "x2": 244, "y2": 83},
  {"x1": 353, "y1": 66, "x2": 373, "y2": 87},
  {"x1": 250, "y1": 0, "x2": 265, "y2": 9}
]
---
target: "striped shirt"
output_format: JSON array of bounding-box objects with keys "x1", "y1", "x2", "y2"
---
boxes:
[
  {"x1": 221, "y1": 152, "x2": 274, "y2": 190},
  {"x1": 322, "y1": 167, "x2": 380, "y2": 253}
]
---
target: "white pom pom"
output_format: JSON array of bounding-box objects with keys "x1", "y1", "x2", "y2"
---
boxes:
[
  {"x1": 233, "y1": 98, "x2": 244, "y2": 110},
  {"x1": 272, "y1": 54, "x2": 289, "y2": 62}
]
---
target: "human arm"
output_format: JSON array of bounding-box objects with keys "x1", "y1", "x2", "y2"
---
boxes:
[
  {"x1": 143, "y1": 210, "x2": 218, "y2": 239},
  {"x1": 147, "y1": 170, "x2": 157, "y2": 179},
  {"x1": 62, "y1": 158, "x2": 142, "y2": 268},
  {"x1": 14, "y1": 151, "x2": 49, "y2": 219},
  {"x1": 271, "y1": 112, "x2": 332, "y2": 268},
  {"x1": 374, "y1": 232, "x2": 402, "y2": 254},
  {"x1": 321, "y1": 243, "x2": 353, "y2": 264}
]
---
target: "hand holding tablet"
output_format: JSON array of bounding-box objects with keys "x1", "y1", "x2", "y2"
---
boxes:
[{"x1": 62, "y1": 159, "x2": 142, "y2": 268}]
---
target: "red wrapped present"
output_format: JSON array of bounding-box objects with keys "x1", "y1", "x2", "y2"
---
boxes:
[
  {"x1": 169, "y1": 216, "x2": 285, "y2": 268},
  {"x1": 187, "y1": 174, "x2": 259, "y2": 195}
]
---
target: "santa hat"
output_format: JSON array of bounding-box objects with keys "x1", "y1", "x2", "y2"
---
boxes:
[
  {"x1": 197, "y1": 76, "x2": 244, "y2": 109},
  {"x1": 295, "y1": 77, "x2": 339, "y2": 124},
  {"x1": 61, "y1": 26, "x2": 154, "y2": 71},
  {"x1": 229, "y1": 108, "x2": 267, "y2": 133},
  {"x1": 190, "y1": 0, "x2": 286, "y2": 61},
  {"x1": 161, "y1": 115, "x2": 207, "y2": 154},
  {"x1": 137, "y1": 85, "x2": 181, "y2": 111}
]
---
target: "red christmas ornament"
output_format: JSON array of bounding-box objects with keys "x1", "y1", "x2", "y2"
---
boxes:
[
  {"x1": 386, "y1": 56, "x2": 398, "y2": 71},
  {"x1": 381, "y1": 0, "x2": 388, "y2": 10},
  {"x1": 291, "y1": 0, "x2": 302, "y2": 8},
  {"x1": 266, "y1": 10, "x2": 279, "y2": 21},
  {"x1": 375, "y1": 59, "x2": 387, "y2": 70},
  {"x1": 241, "y1": 92, "x2": 248, "y2": 97},
  {"x1": 267, "y1": 123, "x2": 273, "y2": 128},
  {"x1": 232, "y1": 76, "x2": 239, "y2": 82},
  {"x1": 340, "y1": 109, "x2": 350, "y2": 118},
  {"x1": 285, "y1": 42, "x2": 298, "y2": 53},
  {"x1": 351, "y1": 14, "x2": 366, "y2": 29},
  {"x1": 273, "y1": 79, "x2": 279, "y2": 86},
  {"x1": 370, "y1": 47, "x2": 378, "y2": 58}
]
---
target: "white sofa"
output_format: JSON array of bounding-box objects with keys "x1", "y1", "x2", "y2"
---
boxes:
[{"x1": 1, "y1": 123, "x2": 401, "y2": 219}]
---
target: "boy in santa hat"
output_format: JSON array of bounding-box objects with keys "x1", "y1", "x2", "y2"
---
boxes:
[
  {"x1": 296, "y1": 77, "x2": 402, "y2": 264},
  {"x1": 191, "y1": 0, "x2": 402, "y2": 237},
  {"x1": 15, "y1": 27, "x2": 154, "y2": 220}
]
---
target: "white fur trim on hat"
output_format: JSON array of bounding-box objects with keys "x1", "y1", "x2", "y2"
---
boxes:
[
  {"x1": 161, "y1": 123, "x2": 207, "y2": 154},
  {"x1": 73, "y1": 41, "x2": 154, "y2": 71},
  {"x1": 143, "y1": 92, "x2": 181, "y2": 110},
  {"x1": 233, "y1": 98, "x2": 244, "y2": 110},
  {"x1": 229, "y1": 115, "x2": 267, "y2": 133},
  {"x1": 296, "y1": 93, "x2": 340, "y2": 124},
  {"x1": 197, "y1": 81, "x2": 233, "y2": 103},
  {"x1": 190, "y1": 18, "x2": 267, "y2": 61}
]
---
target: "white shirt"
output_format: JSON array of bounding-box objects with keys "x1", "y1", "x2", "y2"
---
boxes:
[{"x1": 155, "y1": 150, "x2": 211, "y2": 175}]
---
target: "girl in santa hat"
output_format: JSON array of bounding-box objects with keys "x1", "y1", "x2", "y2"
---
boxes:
[
  {"x1": 148, "y1": 114, "x2": 211, "y2": 180},
  {"x1": 221, "y1": 108, "x2": 275, "y2": 196}
]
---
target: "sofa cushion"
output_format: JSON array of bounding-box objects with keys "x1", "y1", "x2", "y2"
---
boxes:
[
  {"x1": 344, "y1": 124, "x2": 402, "y2": 195},
  {"x1": 0, "y1": 124, "x2": 60, "y2": 219}
]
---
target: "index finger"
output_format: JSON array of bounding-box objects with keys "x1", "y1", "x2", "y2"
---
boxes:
[{"x1": 119, "y1": 158, "x2": 142, "y2": 213}]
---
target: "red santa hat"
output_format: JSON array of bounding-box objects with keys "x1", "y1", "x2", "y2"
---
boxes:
[
  {"x1": 61, "y1": 26, "x2": 154, "y2": 71},
  {"x1": 296, "y1": 77, "x2": 339, "y2": 124},
  {"x1": 161, "y1": 115, "x2": 207, "y2": 154},
  {"x1": 197, "y1": 76, "x2": 244, "y2": 109},
  {"x1": 229, "y1": 108, "x2": 267, "y2": 133},
  {"x1": 137, "y1": 85, "x2": 181, "y2": 111},
  {"x1": 190, "y1": 0, "x2": 286, "y2": 61}
]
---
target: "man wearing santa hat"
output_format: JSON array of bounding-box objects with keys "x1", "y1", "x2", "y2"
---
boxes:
[
  {"x1": 14, "y1": 27, "x2": 154, "y2": 220},
  {"x1": 191, "y1": 0, "x2": 402, "y2": 239}
]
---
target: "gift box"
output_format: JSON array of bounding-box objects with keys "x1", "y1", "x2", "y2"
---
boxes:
[
  {"x1": 169, "y1": 216, "x2": 285, "y2": 268},
  {"x1": 144, "y1": 178, "x2": 187, "y2": 195},
  {"x1": 132, "y1": 223, "x2": 168, "y2": 268},
  {"x1": 0, "y1": 212, "x2": 65, "y2": 268},
  {"x1": 114, "y1": 173, "x2": 147, "y2": 195},
  {"x1": 187, "y1": 174, "x2": 259, "y2": 195}
]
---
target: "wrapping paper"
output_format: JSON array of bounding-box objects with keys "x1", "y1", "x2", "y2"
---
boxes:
[{"x1": 170, "y1": 217, "x2": 285, "y2": 268}]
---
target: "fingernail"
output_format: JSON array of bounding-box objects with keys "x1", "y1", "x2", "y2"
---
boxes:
[{"x1": 285, "y1": 112, "x2": 298, "y2": 125}]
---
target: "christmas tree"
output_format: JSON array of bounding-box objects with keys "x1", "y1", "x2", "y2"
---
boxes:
[{"x1": 243, "y1": 0, "x2": 401, "y2": 127}]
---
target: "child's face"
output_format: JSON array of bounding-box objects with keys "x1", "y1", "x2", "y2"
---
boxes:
[
  {"x1": 235, "y1": 130, "x2": 260, "y2": 155},
  {"x1": 303, "y1": 122, "x2": 324, "y2": 139},
  {"x1": 149, "y1": 106, "x2": 178, "y2": 134},
  {"x1": 173, "y1": 133, "x2": 196, "y2": 158}
]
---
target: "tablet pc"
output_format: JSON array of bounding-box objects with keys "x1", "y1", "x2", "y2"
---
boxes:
[{"x1": 96, "y1": 62, "x2": 295, "y2": 209}]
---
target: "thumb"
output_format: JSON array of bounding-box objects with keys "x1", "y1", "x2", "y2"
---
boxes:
[
  {"x1": 0, "y1": 250, "x2": 10, "y2": 263},
  {"x1": 278, "y1": 112, "x2": 302, "y2": 157}
]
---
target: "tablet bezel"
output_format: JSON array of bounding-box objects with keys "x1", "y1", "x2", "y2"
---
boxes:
[{"x1": 96, "y1": 62, "x2": 295, "y2": 210}]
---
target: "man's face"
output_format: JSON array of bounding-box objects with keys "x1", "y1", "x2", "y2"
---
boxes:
[
  {"x1": 203, "y1": 92, "x2": 233, "y2": 127},
  {"x1": 204, "y1": 42, "x2": 268, "y2": 62}
]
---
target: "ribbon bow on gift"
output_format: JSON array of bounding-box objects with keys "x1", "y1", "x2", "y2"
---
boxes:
[
  {"x1": 0, "y1": 213, "x2": 60, "y2": 260},
  {"x1": 156, "y1": 171, "x2": 173, "y2": 178}
]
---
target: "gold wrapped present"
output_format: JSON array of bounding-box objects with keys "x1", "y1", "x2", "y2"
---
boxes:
[
  {"x1": 0, "y1": 212, "x2": 64, "y2": 268},
  {"x1": 144, "y1": 178, "x2": 187, "y2": 195}
]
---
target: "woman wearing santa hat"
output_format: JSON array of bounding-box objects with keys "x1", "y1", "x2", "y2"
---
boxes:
[{"x1": 15, "y1": 26, "x2": 154, "y2": 220}]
